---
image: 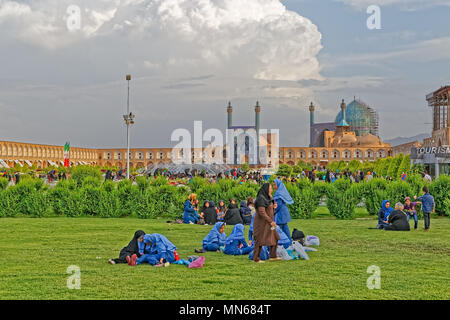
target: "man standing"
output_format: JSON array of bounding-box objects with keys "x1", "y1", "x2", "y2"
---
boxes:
[{"x1": 415, "y1": 186, "x2": 435, "y2": 231}]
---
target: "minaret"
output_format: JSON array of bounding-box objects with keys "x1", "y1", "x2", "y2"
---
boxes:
[
  {"x1": 255, "y1": 101, "x2": 261, "y2": 165},
  {"x1": 338, "y1": 99, "x2": 349, "y2": 127},
  {"x1": 255, "y1": 101, "x2": 261, "y2": 133},
  {"x1": 309, "y1": 102, "x2": 315, "y2": 147},
  {"x1": 227, "y1": 101, "x2": 233, "y2": 129},
  {"x1": 309, "y1": 101, "x2": 315, "y2": 126}
]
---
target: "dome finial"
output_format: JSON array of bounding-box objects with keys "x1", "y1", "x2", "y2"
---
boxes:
[{"x1": 340, "y1": 99, "x2": 346, "y2": 111}]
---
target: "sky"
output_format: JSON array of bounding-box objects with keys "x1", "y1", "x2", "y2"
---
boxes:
[{"x1": 0, "y1": 0, "x2": 449, "y2": 149}]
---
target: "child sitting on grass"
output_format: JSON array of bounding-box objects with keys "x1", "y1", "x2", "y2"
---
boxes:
[
  {"x1": 196, "y1": 222, "x2": 227, "y2": 253},
  {"x1": 223, "y1": 224, "x2": 252, "y2": 255}
]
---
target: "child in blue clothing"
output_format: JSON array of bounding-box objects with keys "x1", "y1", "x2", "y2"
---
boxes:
[
  {"x1": 128, "y1": 233, "x2": 178, "y2": 267},
  {"x1": 223, "y1": 224, "x2": 252, "y2": 255},
  {"x1": 199, "y1": 222, "x2": 227, "y2": 252},
  {"x1": 415, "y1": 186, "x2": 435, "y2": 231}
]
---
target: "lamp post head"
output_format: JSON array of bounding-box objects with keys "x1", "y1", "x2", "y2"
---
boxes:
[{"x1": 126, "y1": 75, "x2": 131, "y2": 81}]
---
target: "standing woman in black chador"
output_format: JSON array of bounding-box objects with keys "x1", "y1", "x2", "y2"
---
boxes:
[
  {"x1": 252, "y1": 183, "x2": 280, "y2": 263},
  {"x1": 109, "y1": 230, "x2": 145, "y2": 264}
]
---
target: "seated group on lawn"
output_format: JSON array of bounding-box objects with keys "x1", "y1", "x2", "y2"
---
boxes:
[
  {"x1": 109, "y1": 179, "x2": 319, "y2": 266},
  {"x1": 182, "y1": 194, "x2": 256, "y2": 226},
  {"x1": 376, "y1": 186, "x2": 435, "y2": 231}
]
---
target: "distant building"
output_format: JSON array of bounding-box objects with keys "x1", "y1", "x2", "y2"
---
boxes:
[
  {"x1": 0, "y1": 99, "x2": 392, "y2": 171},
  {"x1": 410, "y1": 85, "x2": 450, "y2": 177}
]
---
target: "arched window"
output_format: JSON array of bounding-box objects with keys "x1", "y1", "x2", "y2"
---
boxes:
[
  {"x1": 332, "y1": 150, "x2": 340, "y2": 159},
  {"x1": 366, "y1": 149, "x2": 374, "y2": 158},
  {"x1": 376, "y1": 149, "x2": 386, "y2": 158}
]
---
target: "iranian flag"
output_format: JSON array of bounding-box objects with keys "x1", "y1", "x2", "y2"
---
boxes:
[{"x1": 64, "y1": 142, "x2": 70, "y2": 167}]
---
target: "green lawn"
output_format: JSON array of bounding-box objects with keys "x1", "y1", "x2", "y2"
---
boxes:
[{"x1": 1, "y1": 214, "x2": 449, "y2": 300}]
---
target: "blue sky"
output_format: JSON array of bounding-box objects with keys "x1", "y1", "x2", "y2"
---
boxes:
[{"x1": 0, "y1": 0, "x2": 449, "y2": 148}]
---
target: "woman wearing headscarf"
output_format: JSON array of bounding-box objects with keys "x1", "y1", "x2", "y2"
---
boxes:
[
  {"x1": 224, "y1": 199, "x2": 243, "y2": 225},
  {"x1": 253, "y1": 183, "x2": 280, "y2": 263},
  {"x1": 377, "y1": 200, "x2": 393, "y2": 229},
  {"x1": 202, "y1": 201, "x2": 217, "y2": 225},
  {"x1": 273, "y1": 178, "x2": 294, "y2": 242},
  {"x1": 239, "y1": 200, "x2": 253, "y2": 225},
  {"x1": 223, "y1": 224, "x2": 252, "y2": 255},
  {"x1": 128, "y1": 233, "x2": 178, "y2": 267},
  {"x1": 183, "y1": 194, "x2": 198, "y2": 224},
  {"x1": 108, "y1": 230, "x2": 145, "y2": 264},
  {"x1": 248, "y1": 226, "x2": 292, "y2": 261},
  {"x1": 200, "y1": 222, "x2": 227, "y2": 252}
]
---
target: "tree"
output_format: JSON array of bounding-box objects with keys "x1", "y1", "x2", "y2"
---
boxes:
[
  {"x1": 397, "y1": 154, "x2": 411, "y2": 177},
  {"x1": 276, "y1": 164, "x2": 292, "y2": 177},
  {"x1": 347, "y1": 160, "x2": 361, "y2": 173}
]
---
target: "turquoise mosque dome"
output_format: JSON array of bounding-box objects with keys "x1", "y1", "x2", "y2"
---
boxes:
[{"x1": 335, "y1": 99, "x2": 379, "y2": 137}]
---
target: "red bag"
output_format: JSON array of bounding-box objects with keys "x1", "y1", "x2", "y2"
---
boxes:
[{"x1": 173, "y1": 250, "x2": 180, "y2": 261}]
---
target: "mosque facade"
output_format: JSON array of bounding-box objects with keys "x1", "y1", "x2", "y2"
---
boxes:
[{"x1": 1, "y1": 99, "x2": 393, "y2": 171}]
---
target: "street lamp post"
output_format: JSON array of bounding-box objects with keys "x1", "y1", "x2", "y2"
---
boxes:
[{"x1": 123, "y1": 75, "x2": 135, "y2": 180}]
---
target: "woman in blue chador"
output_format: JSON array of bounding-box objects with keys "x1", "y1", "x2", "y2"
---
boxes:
[
  {"x1": 377, "y1": 200, "x2": 393, "y2": 229},
  {"x1": 223, "y1": 224, "x2": 252, "y2": 256},
  {"x1": 183, "y1": 194, "x2": 198, "y2": 224},
  {"x1": 128, "y1": 233, "x2": 177, "y2": 267},
  {"x1": 201, "y1": 222, "x2": 227, "y2": 252},
  {"x1": 273, "y1": 179, "x2": 294, "y2": 242}
]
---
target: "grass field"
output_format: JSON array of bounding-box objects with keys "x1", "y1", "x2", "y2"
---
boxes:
[{"x1": 1, "y1": 211, "x2": 449, "y2": 300}]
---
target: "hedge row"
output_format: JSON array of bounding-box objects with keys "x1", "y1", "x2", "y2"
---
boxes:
[{"x1": 0, "y1": 174, "x2": 449, "y2": 219}]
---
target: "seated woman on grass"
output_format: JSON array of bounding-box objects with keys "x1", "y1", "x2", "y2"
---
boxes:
[
  {"x1": 183, "y1": 194, "x2": 199, "y2": 224},
  {"x1": 197, "y1": 222, "x2": 227, "y2": 253},
  {"x1": 224, "y1": 199, "x2": 243, "y2": 225},
  {"x1": 384, "y1": 203, "x2": 410, "y2": 231},
  {"x1": 223, "y1": 224, "x2": 252, "y2": 256},
  {"x1": 108, "y1": 230, "x2": 145, "y2": 265},
  {"x1": 202, "y1": 201, "x2": 217, "y2": 225},
  {"x1": 127, "y1": 233, "x2": 178, "y2": 267},
  {"x1": 377, "y1": 200, "x2": 392, "y2": 229}
]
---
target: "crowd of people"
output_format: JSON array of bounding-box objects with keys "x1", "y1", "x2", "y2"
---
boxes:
[{"x1": 109, "y1": 179, "x2": 319, "y2": 266}]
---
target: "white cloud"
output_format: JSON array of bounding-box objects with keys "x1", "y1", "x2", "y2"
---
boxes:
[
  {"x1": 0, "y1": 0, "x2": 325, "y2": 147},
  {"x1": 0, "y1": 0, "x2": 323, "y2": 81}
]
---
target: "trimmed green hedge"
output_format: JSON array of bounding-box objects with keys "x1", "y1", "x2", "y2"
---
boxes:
[{"x1": 0, "y1": 174, "x2": 448, "y2": 219}]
